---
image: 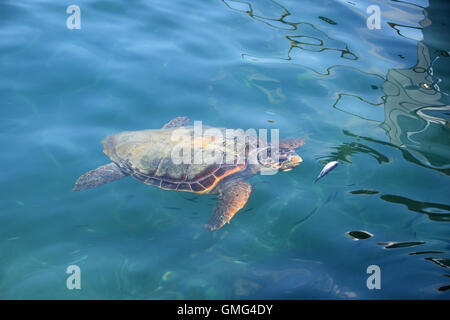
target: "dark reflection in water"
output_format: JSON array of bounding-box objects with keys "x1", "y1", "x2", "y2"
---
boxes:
[
  {"x1": 423, "y1": 258, "x2": 449, "y2": 289},
  {"x1": 318, "y1": 16, "x2": 336, "y2": 25},
  {"x1": 349, "y1": 190, "x2": 379, "y2": 195},
  {"x1": 438, "y1": 285, "x2": 450, "y2": 292},
  {"x1": 222, "y1": 0, "x2": 297, "y2": 31},
  {"x1": 332, "y1": 93, "x2": 385, "y2": 122},
  {"x1": 381, "y1": 40, "x2": 450, "y2": 172},
  {"x1": 377, "y1": 241, "x2": 425, "y2": 249},
  {"x1": 380, "y1": 1, "x2": 450, "y2": 172},
  {"x1": 343, "y1": 130, "x2": 450, "y2": 175},
  {"x1": 324, "y1": 2, "x2": 450, "y2": 175},
  {"x1": 380, "y1": 194, "x2": 450, "y2": 222},
  {"x1": 346, "y1": 230, "x2": 373, "y2": 241},
  {"x1": 387, "y1": 22, "x2": 423, "y2": 40},
  {"x1": 316, "y1": 135, "x2": 390, "y2": 165},
  {"x1": 408, "y1": 251, "x2": 445, "y2": 255},
  {"x1": 222, "y1": 0, "x2": 359, "y2": 66},
  {"x1": 224, "y1": 0, "x2": 450, "y2": 175},
  {"x1": 318, "y1": 129, "x2": 449, "y2": 175},
  {"x1": 375, "y1": 6, "x2": 450, "y2": 289},
  {"x1": 286, "y1": 33, "x2": 358, "y2": 62},
  {"x1": 219, "y1": 0, "x2": 450, "y2": 297},
  {"x1": 425, "y1": 257, "x2": 450, "y2": 269}
]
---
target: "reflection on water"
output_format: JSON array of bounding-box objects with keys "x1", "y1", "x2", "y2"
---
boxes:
[
  {"x1": 381, "y1": 2, "x2": 449, "y2": 171},
  {"x1": 322, "y1": 51, "x2": 450, "y2": 175},
  {"x1": 426, "y1": 257, "x2": 450, "y2": 269},
  {"x1": 222, "y1": 0, "x2": 297, "y2": 31},
  {"x1": 438, "y1": 285, "x2": 450, "y2": 292},
  {"x1": 221, "y1": 0, "x2": 450, "y2": 295},
  {"x1": 316, "y1": 132, "x2": 390, "y2": 165},
  {"x1": 342, "y1": 130, "x2": 450, "y2": 175},
  {"x1": 377, "y1": 241, "x2": 425, "y2": 249},
  {"x1": 382, "y1": 40, "x2": 450, "y2": 171},
  {"x1": 227, "y1": 0, "x2": 449, "y2": 175},
  {"x1": 286, "y1": 0, "x2": 450, "y2": 175},
  {"x1": 408, "y1": 251, "x2": 445, "y2": 255},
  {"x1": 1, "y1": 0, "x2": 449, "y2": 299},
  {"x1": 387, "y1": 22, "x2": 424, "y2": 41},
  {"x1": 349, "y1": 190, "x2": 379, "y2": 195},
  {"x1": 222, "y1": 0, "x2": 359, "y2": 70},
  {"x1": 346, "y1": 230, "x2": 373, "y2": 241},
  {"x1": 380, "y1": 194, "x2": 450, "y2": 222}
]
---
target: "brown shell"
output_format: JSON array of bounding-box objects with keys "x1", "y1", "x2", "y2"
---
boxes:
[{"x1": 101, "y1": 127, "x2": 250, "y2": 193}]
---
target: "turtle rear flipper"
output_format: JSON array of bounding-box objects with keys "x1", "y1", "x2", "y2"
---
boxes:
[
  {"x1": 73, "y1": 162, "x2": 127, "y2": 191},
  {"x1": 206, "y1": 179, "x2": 252, "y2": 231}
]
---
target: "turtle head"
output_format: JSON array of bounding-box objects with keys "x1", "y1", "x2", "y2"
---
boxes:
[
  {"x1": 278, "y1": 138, "x2": 304, "y2": 171},
  {"x1": 278, "y1": 148, "x2": 303, "y2": 172},
  {"x1": 257, "y1": 138, "x2": 304, "y2": 172}
]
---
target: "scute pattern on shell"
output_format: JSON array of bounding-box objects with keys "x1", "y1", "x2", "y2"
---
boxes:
[
  {"x1": 102, "y1": 126, "x2": 252, "y2": 193},
  {"x1": 125, "y1": 162, "x2": 246, "y2": 193}
]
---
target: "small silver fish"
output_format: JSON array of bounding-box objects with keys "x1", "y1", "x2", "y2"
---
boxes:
[{"x1": 314, "y1": 161, "x2": 338, "y2": 182}]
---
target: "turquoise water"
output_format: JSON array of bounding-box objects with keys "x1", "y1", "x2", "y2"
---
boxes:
[{"x1": 1, "y1": 0, "x2": 449, "y2": 299}]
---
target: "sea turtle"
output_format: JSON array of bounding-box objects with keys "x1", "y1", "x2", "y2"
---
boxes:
[{"x1": 73, "y1": 117, "x2": 304, "y2": 231}]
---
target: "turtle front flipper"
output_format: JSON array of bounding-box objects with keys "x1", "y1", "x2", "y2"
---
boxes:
[
  {"x1": 206, "y1": 179, "x2": 252, "y2": 231},
  {"x1": 73, "y1": 162, "x2": 127, "y2": 191},
  {"x1": 162, "y1": 116, "x2": 192, "y2": 128}
]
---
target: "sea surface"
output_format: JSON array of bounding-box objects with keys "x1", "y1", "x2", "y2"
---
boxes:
[{"x1": 1, "y1": 0, "x2": 449, "y2": 299}]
